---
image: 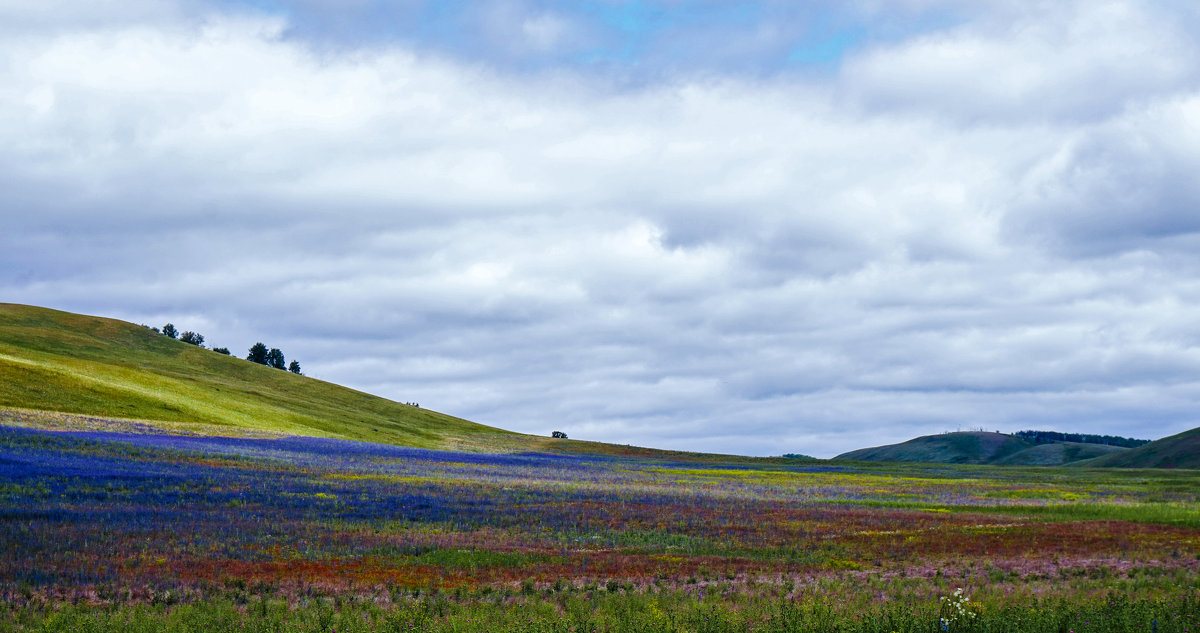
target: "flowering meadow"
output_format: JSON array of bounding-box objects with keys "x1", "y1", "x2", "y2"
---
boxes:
[{"x1": 1, "y1": 422, "x2": 1198, "y2": 631}]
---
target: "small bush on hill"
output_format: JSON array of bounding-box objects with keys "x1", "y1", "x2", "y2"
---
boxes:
[{"x1": 179, "y1": 331, "x2": 205, "y2": 347}]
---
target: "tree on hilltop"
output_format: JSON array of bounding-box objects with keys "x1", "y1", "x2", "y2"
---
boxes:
[
  {"x1": 266, "y1": 348, "x2": 286, "y2": 370},
  {"x1": 247, "y1": 342, "x2": 269, "y2": 365},
  {"x1": 162, "y1": 323, "x2": 178, "y2": 339},
  {"x1": 288, "y1": 360, "x2": 301, "y2": 374}
]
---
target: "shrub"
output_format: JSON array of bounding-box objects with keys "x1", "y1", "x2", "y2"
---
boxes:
[{"x1": 179, "y1": 331, "x2": 205, "y2": 346}]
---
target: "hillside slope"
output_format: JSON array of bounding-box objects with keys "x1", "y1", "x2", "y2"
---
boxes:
[
  {"x1": 833, "y1": 431, "x2": 1129, "y2": 466},
  {"x1": 1081, "y1": 426, "x2": 1200, "y2": 469},
  {"x1": 833, "y1": 432, "x2": 1032, "y2": 464},
  {"x1": 992, "y1": 441, "x2": 1127, "y2": 466},
  {"x1": 0, "y1": 303, "x2": 517, "y2": 450}
]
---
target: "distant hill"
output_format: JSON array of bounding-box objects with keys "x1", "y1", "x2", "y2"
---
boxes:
[
  {"x1": 0, "y1": 303, "x2": 518, "y2": 450},
  {"x1": 833, "y1": 431, "x2": 1129, "y2": 466},
  {"x1": 834, "y1": 432, "x2": 1031, "y2": 464},
  {"x1": 992, "y1": 441, "x2": 1127, "y2": 466},
  {"x1": 1080, "y1": 426, "x2": 1200, "y2": 469},
  {"x1": 1014, "y1": 430, "x2": 1150, "y2": 448}
]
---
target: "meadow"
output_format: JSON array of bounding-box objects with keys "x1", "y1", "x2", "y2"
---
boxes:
[{"x1": 2, "y1": 421, "x2": 1198, "y2": 632}]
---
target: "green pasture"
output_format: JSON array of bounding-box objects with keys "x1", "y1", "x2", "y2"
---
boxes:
[{"x1": 2, "y1": 586, "x2": 1197, "y2": 632}]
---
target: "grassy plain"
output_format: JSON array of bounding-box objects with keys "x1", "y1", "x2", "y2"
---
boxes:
[{"x1": 1, "y1": 423, "x2": 1197, "y2": 632}]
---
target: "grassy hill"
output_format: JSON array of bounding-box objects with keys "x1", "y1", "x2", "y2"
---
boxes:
[
  {"x1": 992, "y1": 441, "x2": 1126, "y2": 466},
  {"x1": 833, "y1": 431, "x2": 1028, "y2": 464},
  {"x1": 833, "y1": 431, "x2": 1130, "y2": 466},
  {"x1": 1080, "y1": 426, "x2": 1200, "y2": 469},
  {"x1": 0, "y1": 303, "x2": 522, "y2": 450}
]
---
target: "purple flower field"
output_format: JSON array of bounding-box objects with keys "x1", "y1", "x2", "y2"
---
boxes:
[{"x1": 2, "y1": 423, "x2": 1198, "y2": 631}]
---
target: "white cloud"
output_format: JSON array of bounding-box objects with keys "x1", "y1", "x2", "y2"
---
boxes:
[
  {"x1": 3, "y1": 1, "x2": 1200, "y2": 456},
  {"x1": 520, "y1": 13, "x2": 571, "y2": 52},
  {"x1": 840, "y1": 0, "x2": 1200, "y2": 124}
]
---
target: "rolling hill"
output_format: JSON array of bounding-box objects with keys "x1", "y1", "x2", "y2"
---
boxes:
[
  {"x1": 1080, "y1": 426, "x2": 1200, "y2": 469},
  {"x1": 0, "y1": 303, "x2": 521, "y2": 450},
  {"x1": 832, "y1": 431, "x2": 1129, "y2": 466},
  {"x1": 5, "y1": 303, "x2": 1197, "y2": 467}
]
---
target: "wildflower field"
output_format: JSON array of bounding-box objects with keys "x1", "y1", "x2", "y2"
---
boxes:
[{"x1": 2, "y1": 422, "x2": 1198, "y2": 632}]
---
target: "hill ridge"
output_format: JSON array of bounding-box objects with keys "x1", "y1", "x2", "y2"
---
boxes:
[
  {"x1": 0, "y1": 303, "x2": 514, "y2": 451},
  {"x1": 833, "y1": 431, "x2": 1129, "y2": 466},
  {"x1": 1080, "y1": 427, "x2": 1200, "y2": 469}
]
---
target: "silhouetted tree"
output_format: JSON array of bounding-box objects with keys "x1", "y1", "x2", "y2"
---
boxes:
[
  {"x1": 266, "y1": 348, "x2": 286, "y2": 370},
  {"x1": 179, "y1": 331, "x2": 204, "y2": 346},
  {"x1": 247, "y1": 342, "x2": 269, "y2": 365},
  {"x1": 288, "y1": 360, "x2": 301, "y2": 374},
  {"x1": 162, "y1": 323, "x2": 178, "y2": 339},
  {"x1": 212, "y1": 347, "x2": 231, "y2": 355}
]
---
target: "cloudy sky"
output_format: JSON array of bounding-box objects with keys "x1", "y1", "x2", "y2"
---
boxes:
[{"x1": 4, "y1": 0, "x2": 1200, "y2": 457}]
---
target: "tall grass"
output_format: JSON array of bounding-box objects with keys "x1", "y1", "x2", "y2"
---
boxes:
[{"x1": 2, "y1": 590, "x2": 1197, "y2": 632}]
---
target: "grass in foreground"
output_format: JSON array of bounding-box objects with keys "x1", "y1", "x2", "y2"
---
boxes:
[{"x1": 3, "y1": 590, "x2": 1198, "y2": 632}]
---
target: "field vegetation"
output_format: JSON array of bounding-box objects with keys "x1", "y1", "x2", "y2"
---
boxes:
[{"x1": 2, "y1": 419, "x2": 1197, "y2": 631}]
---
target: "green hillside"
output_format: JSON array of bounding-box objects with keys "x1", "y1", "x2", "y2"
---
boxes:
[
  {"x1": 833, "y1": 431, "x2": 1029, "y2": 464},
  {"x1": 1081, "y1": 426, "x2": 1200, "y2": 469},
  {"x1": 992, "y1": 440, "x2": 1126, "y2": 466},
  {"x1": 0, "y1": 303, "x2": 519, "y2": 450},
  {"x1": 833, "y1": 431, "x2": 1130, "y2": 466}
]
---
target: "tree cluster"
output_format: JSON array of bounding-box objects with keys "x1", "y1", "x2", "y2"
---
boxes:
[
  {"x1": 179, "y1": 331, "x2": 204, "y2": 346},
  {"x1": 160, "y1": 323, "x2": 204, "y2": 347},
  {"x1": 247, "y1": 342, "x2": 301, "y2": 374},
  {"x1": 1014, "y1": 430, "x2": 1150, "y2": 448},
  {"x1": 154, "y1": 322, "x2": 301, "y2": 374}
]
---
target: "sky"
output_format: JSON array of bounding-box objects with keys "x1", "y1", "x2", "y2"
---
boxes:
[{"x1": 4, "y1": 0, "x2": 1200, "y2": 457}]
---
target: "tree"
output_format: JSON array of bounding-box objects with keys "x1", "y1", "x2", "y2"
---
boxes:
[
  {"x1": 179, "y1": 331, "x2": 205, "y2": 346},
  {"x1": 266, "y1": 348, "x2": 286, "y2": 370},
  {"x1": 162, "y1": 323, "x2": 178, "y2": 339},
  {"x1": 288, "y1": 360, "x2": 301, "y2": 374},
  {"x1": 212, "y1": 347, "x2": 231, "y2": 355},
  {"x1": 247, "y1": 342, "x2": 269, "y2": 365}
]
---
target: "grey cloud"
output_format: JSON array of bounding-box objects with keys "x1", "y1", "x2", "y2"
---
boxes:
[{"x1": 1007, "y1": 106, "x2": 1200, "y2": 255}]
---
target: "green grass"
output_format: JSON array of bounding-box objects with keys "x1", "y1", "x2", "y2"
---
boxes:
[
  {"x1": 0, "y1": 304, "x2": 516, "y2": 450},
  {"x1": 2, "y1": 588, "x2": 1196, "y2": 632}
]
